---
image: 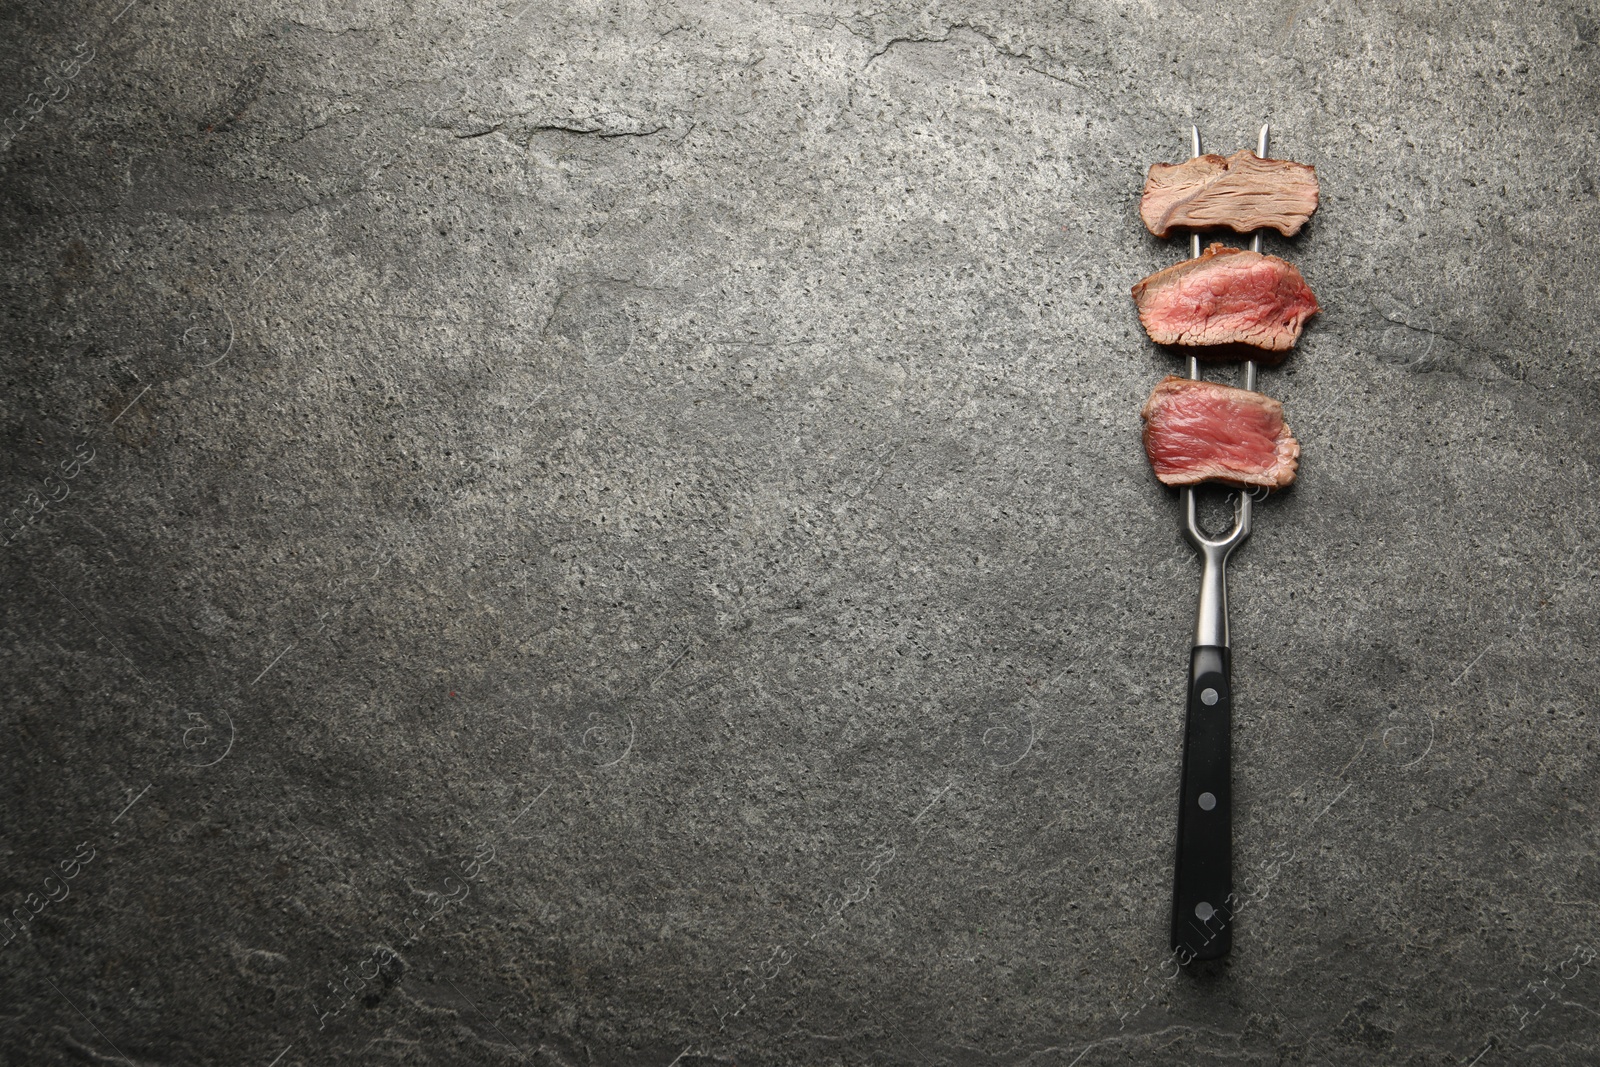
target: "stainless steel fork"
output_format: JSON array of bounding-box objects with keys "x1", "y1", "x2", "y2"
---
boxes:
[{"x1": 1168, "y1": 123, "x2": 1274, "y2": 963}]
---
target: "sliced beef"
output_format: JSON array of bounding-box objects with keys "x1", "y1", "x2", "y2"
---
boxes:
[
  {"x1": 1140, "y1": 376, "x2": 1299, "y2": 490},
  {"x1": 1141, "y1": 150, "x2": 1319, "y2": 238},
  {"x1": 1131, "y1": 242, "x2": 1319, "y2": 354}
]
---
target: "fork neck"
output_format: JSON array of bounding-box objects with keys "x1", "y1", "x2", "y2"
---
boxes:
[
  {"x1": 1182, "y1": 489, "x2": 1251, "y2": 648},
  {"x1": 1192, "y1": 541, "x2": 1231, "y2": 648}
]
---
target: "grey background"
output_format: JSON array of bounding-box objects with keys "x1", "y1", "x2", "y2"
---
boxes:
[{"x1": 2, "y1": 0, "x2": 1597, "y2": 1064}]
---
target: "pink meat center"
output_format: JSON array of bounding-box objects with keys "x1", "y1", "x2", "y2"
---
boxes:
[
  {"x1": 1148, "y1": 388, "x2": 1283, "y2": 474},
  {"x1": 1145, "y1": 258, "x2": 1309, "y2": 342}
]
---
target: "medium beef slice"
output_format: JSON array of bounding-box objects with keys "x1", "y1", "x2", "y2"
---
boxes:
[{"x1": 1131, "y1": 242, "x2": 1319, "y2": 355}]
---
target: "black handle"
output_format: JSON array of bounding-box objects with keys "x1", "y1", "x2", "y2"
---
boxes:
[{"x1": 1171, "y1": 645, "x2": 1233, "y2": 961}]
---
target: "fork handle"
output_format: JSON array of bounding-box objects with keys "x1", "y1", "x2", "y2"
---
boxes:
[{"x1": 1171, "y1": 644, "x2": 1233, "y2": 961}]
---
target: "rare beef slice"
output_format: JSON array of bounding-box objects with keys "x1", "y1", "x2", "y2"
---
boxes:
[{"x1": 1140, "y1": 376, "x2": 1300, "y2": 490}]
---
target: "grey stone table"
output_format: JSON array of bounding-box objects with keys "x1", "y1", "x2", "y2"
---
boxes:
[{"x1": 3, "y1": 1, "x2": 1597, "y2": 1064}]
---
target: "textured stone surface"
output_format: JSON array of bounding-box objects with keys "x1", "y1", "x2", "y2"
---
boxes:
[{"x1": 2, "y1": 0, "x2": 1598, "y2": 1064}]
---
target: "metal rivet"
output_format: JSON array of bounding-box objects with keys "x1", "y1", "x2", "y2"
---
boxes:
[
  {"x1": 1198, "y1": 792, "x2": 1217, "y2": 811},
  {"x1": 1200, "y1": 688, "x2": 1219, "y2": 706},
  {"x1": 1195, "y1": 901, "x2": 1215, "y2": 921}
]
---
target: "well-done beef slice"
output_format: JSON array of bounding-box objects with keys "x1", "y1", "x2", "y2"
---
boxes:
[
  {"x1": 1140, "y1": 376, "x2": 1300, "y2": 490},
  {"x1": 1141, "y1": 150, "x2": 1319, "y2": 238},
  {"x1": 1131, "y1": 242, "x2": 1319, "y2": 354}
]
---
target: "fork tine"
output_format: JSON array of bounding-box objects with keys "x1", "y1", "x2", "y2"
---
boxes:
[
  {"x1": 1188, "y1": 125, "x2": 1203, "y2": 262},
  {"x1": 1245, "y1": 122, "x2": 1269, "y2": 392}
]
